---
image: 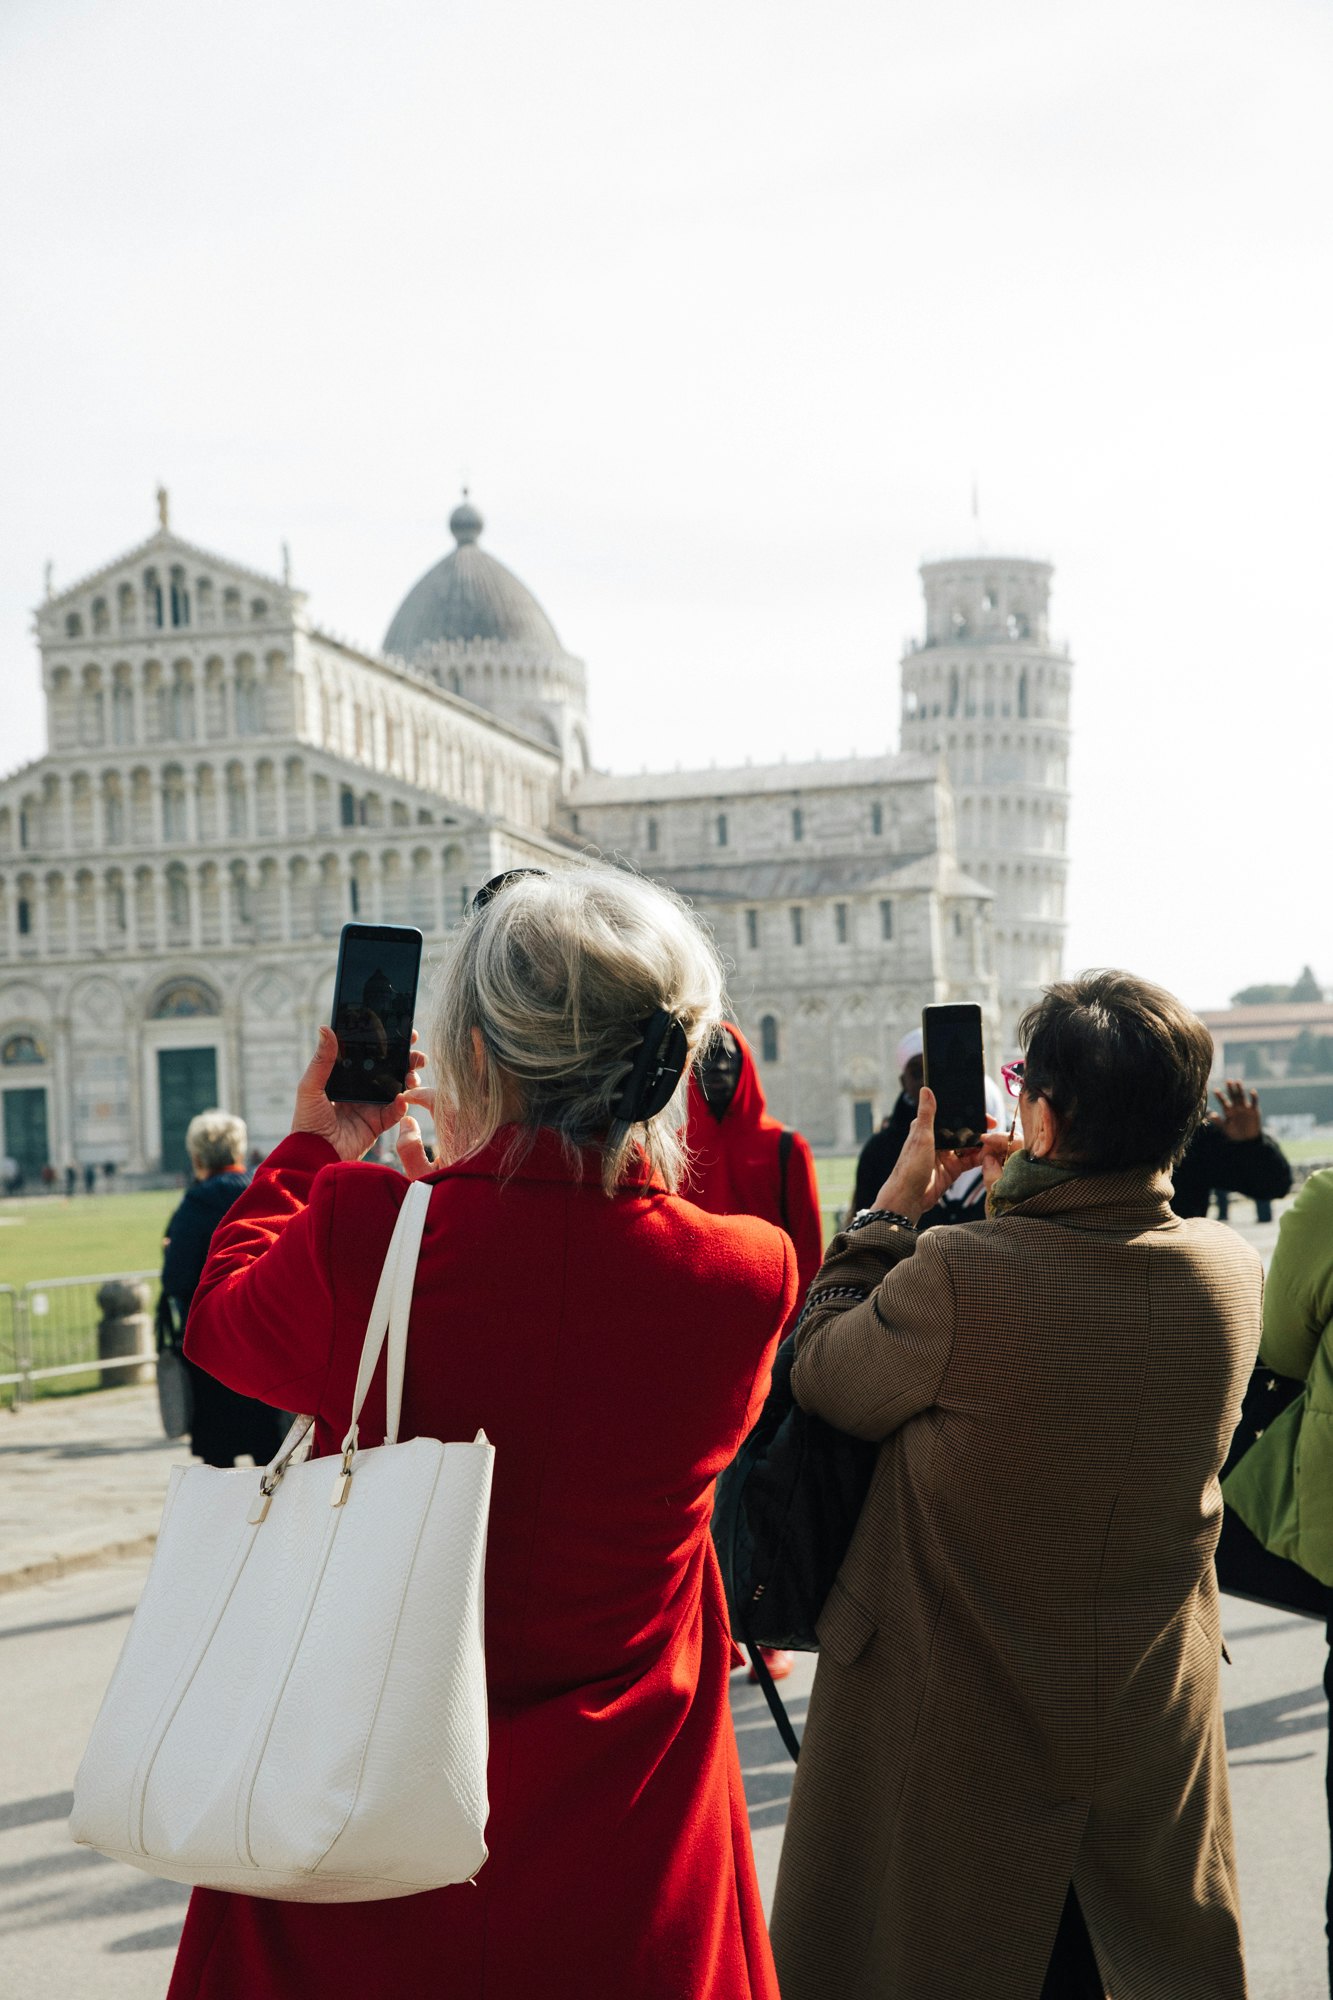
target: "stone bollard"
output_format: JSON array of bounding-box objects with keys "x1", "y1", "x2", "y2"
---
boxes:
[{"x1": 96, "y1": 1280, "x2": 155, "y2": 1390}]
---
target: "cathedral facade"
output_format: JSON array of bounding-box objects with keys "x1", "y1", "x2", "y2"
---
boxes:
[{"x1": 0, "y1": 498, "x2": 1070, "y2": 1174}]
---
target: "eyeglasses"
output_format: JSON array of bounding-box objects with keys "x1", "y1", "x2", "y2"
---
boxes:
[
  {"x1": 1001, "y1": 1060, "x2": 1025, "y2": 1098},
  {"x1": 471, "y1": 868, "x2": 549, "y2": 913}
]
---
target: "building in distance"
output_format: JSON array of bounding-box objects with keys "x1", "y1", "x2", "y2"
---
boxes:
[{"x1": 0, "y1": 496, "x2": 1072, "y2": 1176}]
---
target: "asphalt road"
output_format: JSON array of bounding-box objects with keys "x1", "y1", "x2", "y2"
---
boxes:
[{"x1": 2, "y1": 1559, "x2": 1329, "y2": 1998}]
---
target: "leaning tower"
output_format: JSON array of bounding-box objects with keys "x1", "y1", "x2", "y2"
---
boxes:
[{"x1": 899, "y1": 555, "x2": 1072, "y2": 1051}]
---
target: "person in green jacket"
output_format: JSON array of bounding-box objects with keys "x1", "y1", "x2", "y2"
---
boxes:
[{"x1": 1224, "y1": 1166, "x2": 1333, "y2": 1992}]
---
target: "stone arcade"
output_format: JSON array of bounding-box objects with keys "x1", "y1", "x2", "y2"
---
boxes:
[{"x1": 0, "y1": 500, "x2": 1071, "y2": 1173}]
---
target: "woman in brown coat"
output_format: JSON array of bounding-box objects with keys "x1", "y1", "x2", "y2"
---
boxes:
[{"x1": 770, "y1": 972, "x2": 1262, "y2": 2000}]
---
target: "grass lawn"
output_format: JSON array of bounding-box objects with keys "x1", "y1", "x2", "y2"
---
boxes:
[{"x1": 0, "y1": 1188, "x2": 178, "y2": 1289}]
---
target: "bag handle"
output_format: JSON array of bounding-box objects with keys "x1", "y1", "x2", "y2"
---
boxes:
[
  {"x1": 342, "y1": 1177, "x2": 433, "y2": 1455},
  {"x1": 248, "y1": 1179, "x2": 432, "y2": 1522}
]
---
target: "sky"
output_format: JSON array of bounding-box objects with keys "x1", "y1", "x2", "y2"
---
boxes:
[{"x1": 1, "y1": 0, "x2": 1329, "y2": 1010}]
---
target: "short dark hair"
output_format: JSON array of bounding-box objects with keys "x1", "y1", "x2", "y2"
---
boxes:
[{"x1": 1017, "y1": 970, "x2": 1214, "y2": 1173}]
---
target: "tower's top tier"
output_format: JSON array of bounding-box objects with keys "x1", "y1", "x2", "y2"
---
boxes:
[{"x1": 918, "y1": 556, "x2": 1053, "y2": 649}]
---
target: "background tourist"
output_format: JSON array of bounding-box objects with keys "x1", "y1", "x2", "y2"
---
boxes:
[
  {"x1": 685, "y1": 1018, "x2": 822, "y2": 1685},
  {"x1": 770, "y1": 972, "x2": 1260, "y2": 2000},
  {"x1": 1223, "y1": 1165, "x2": 1333, "y2": 1994},
  {"x1": 1170, "y1": 1076, "x2": 1291, "y2": 1220},
  {"x1": 171, "y1": 866, "x2": 796, "y2": 2000},
  {"x1": 849, "y1": 1026, "x2": 924, "y2": 1215},
  {"x1": 159, "y1": 1110, "x2": 286, "y2": 1471}
]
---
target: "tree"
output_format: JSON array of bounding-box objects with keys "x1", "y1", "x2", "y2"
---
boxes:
[
  {"x1": 1230, "y1": 983, "x2": 1291, "y2": 1006},
  {"x1": 1290, "y1": 965, "x2": 1323, "y2": 1002},
  {"x1": 1287, "y1": 1029, "x2": 1333, "y2": 1077}
]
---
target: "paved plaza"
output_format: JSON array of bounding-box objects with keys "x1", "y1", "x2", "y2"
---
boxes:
[{"x1": 1, "y1": 1196, "x2": 1325, "y2": 2000}]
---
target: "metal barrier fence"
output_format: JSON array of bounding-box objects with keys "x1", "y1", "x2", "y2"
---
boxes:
[{"x1": 0, "y1": 1271, "x2": 160, "y2": 1404}]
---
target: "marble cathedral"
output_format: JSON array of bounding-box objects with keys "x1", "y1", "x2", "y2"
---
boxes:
[{"x1": 0, "y1": 494, "x2": 1070, "y2": 1175}]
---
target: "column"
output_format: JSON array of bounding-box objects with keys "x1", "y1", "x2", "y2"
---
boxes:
[{"x1": 189, "y1": 863, "x2": 203, "y2": 951}]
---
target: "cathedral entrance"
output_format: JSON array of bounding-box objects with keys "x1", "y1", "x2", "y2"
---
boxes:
[
  {"x1": 157, "y1": 1048, "x2": 218, "y2": 1179},
  {"x1": 2, "y1": 1088, "x2": 49, "y2": 1185}
]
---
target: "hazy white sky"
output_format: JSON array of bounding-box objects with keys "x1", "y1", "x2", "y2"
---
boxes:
[{"x1": 2, "y1": 0, "x2": 1329, "y2": 1008}]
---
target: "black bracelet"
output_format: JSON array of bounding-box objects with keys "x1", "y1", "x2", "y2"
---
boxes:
[{"x1": 848, "y1": 1208, "x2": 918, "y2": 1234}]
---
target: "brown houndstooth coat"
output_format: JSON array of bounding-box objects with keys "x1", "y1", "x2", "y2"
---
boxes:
[{"x1": 769, "y1": 1169, "x2": 1262, "y2": 2000}]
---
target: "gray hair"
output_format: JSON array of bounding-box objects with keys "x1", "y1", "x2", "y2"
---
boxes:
[
  {"x1": 427, "y1": 863, "x2": 725, "y2": 1194},
  {"x1": 185, "y1": 1109, "x2": 248, "y2": 1175}
]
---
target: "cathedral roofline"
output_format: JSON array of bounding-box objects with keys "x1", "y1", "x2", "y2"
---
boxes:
[
  {"x1": 630, "y1": 849, "x2": 993, "y2": 904},
  {"x1": 38, "y1": 528, "x2": 300, "y2": 617},
  {"x1": 567, "y1": 752, "x2": 938, "y2": 806},
  {"x1": 307, "y1": 625, "x2": 565, "y2": 767}
]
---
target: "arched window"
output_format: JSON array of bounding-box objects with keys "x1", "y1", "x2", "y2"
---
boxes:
[
  {"x1": 235, "y1": 667, "x2": 263, "y2": 735},
  {"x1": 91, "y1": 598, "x2": 109, "y2": 635},
  {"x1": 716, "y1": 812, "x2": 728, "y2": 847},
  {"x1": 1, "y1": 1032, "x2": 45, "y2": 1064},
  {"x1": 646, "y1": 817, "x2": 659, "y2": 852},
  {"x1": 167, "y1": 866, "x2": 189, "y2": 929},
  {"x1": 169, "y1": 566, "x2": 190, "y2": 627},
  {"x1": 65, "y1": 611, "x2": 83, "y2": 638},
  {"x1": 171, "y1": 665, "x2": 194, "y2": 740},
  {"x1": 143, "y1": 569, "x2": 164, "y2": 628},
  {"x1": 948, "y1": 669, "x2": 959, "y2": 717},
  {"x1": 112, "y1": 676, "x2": 134, "y2": 745},
  {"x1": 340, "y1": 787, "x2": 357, "y2": 828},
  {"x1": 102, "y1": 777, "x2": 125, "y2": 845},
  {"x1": 116, "y1": 582, "x2": 135, "y2": 630},
  {"x1": 871, "y1": 801, "x2": 883, "y2": 836},
  {"x1": 150, "y1": 978, "x2": 219, "y2": 1018},
  {"x1": 760, "y1": 1015, "x2": 780, "y2": 1064},
  {"x1": 223, "y1": 587, "x2": 241, "y2": 623},
  {"x1": 1018, "y1": 670, "x2": 1029, "y2": 719},
  {"x1": 790, "y1": 907, "x2": 804, "y2": 946},
  {"x1": 162, "y1": 769, "x2": 187, "y2": 840},
  {"x1": 791, "y1": 807, "x2": 804, "y2": 842}
]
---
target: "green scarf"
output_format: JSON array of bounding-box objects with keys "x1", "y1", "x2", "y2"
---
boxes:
[{"x1": 986, "y1": 1151, "x2": 1082, "y2": 1219}]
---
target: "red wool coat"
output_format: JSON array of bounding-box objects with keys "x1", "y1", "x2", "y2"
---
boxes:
[
  {"x1": 169, "y1": 1127, "x2": 795, "y2": 2000},
  {"x1": 684, "y1": 1024, "x2": 824, "y2": 1334}
]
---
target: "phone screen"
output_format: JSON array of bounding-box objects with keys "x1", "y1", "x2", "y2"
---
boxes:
[
  {"x1": 921, "y1": 1003, "x2": 986, "y2": 1150},
  {"x1": 326, "y1": 924, "x2": 423, "y2": 1105}
]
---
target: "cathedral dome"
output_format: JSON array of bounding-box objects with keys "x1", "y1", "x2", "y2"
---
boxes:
[{"x1": 383, "y1": 498, "x2": 560, "y2": 658}]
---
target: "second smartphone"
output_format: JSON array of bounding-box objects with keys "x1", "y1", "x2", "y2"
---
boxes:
[
  {"x1": 325, "y1": 922, "x2": 423, "y2": 1105},
  {"x1": 921, "y1": 1002, "x2": 987, "y2": 1150}
]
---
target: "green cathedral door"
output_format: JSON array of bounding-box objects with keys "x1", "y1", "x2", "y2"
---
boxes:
[
  {"x1": 3, "y1": 1088, "x2": 50, "y2": 1182},
  {"x1": 157, "y1": 1047, "x2": 219, "y2": 1178}
]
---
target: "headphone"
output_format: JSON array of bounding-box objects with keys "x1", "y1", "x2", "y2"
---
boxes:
[{"x1": 611, "y1": 1008, "x2": 689, "y2": 1124}]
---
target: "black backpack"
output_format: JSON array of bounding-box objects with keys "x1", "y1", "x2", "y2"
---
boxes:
[{"x1": 712, "y1": 1332, "x2": 877, "y2": 1758}]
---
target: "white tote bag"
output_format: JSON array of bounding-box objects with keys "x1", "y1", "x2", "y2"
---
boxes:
[{"x1": 70, "y1": 1178, "x2": 494, "y2": 1902}]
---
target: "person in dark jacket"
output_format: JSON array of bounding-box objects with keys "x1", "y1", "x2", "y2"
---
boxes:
[
  {"x1": 850, "y1": 1029, "x2": 923, "y2": 1215},
  {"x1": 159, "y1": 1110, "x2": 287, "y2": 1468},
  {"x1": 1170, "y1": 1077, "x2": 1292, "y2": 1219}
]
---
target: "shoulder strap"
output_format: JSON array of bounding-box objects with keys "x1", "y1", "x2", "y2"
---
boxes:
[
  {"x1": 777, "y1": 1129, "x2": 793, "y2": 1234},
  {"x1": 340, "y1": 1178, "x2": 432, "y2": 1454},
  {"x1": 744, "y1": 1640, "x2": 801, "y2": 1762}
]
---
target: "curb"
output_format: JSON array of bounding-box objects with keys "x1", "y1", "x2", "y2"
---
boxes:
[{"x1": 0, "y1": 1532, "x2": 158, "y2": 1596}]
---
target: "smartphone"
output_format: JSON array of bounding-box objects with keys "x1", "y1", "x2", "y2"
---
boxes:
[
  {"x1": 921, "y1": 1003, "x2": 987, "y2": 1150},
  {"x1": 326, "y1": 923, "x2": 423, "y2": 1105}
]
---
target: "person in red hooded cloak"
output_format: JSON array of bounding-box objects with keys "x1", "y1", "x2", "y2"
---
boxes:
[{"x1": 686, "y1": 1021, "x2": 825, "y2": 1683}]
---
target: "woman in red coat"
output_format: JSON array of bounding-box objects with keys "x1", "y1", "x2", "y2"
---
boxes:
[{"x1": 169, "y1": 866, "x2": 795, "y2": 2000}]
